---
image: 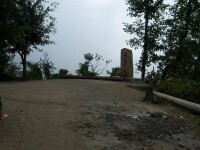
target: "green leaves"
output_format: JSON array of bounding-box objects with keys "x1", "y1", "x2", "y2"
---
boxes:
[
  {"x1": 106, "y1": 67, "x2": 121, "y2": 77},
  {"x1": 161, "y1": 0, "x2": 200, "y2": 80},
  {"x1": 27, "y1": 52, "x2": 55, "y2": 80},
  {"x1": 124, "y1": 0, "x2": 200, "y2": 81},
  {"x1": 76, "y1": 53, "x2": 111, "y2": 77},
  {"x1": 59, "y1": 69, "x2": 69, "y2": 78},
  {"x1": 124, "y1": 0, "x2": 167, "y2": 79},
  {"x1": 0, "y1": 0, "x2": 58, "y2": 79}
]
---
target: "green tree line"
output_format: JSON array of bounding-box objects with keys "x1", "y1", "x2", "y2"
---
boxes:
[{"x1": 124, "y1": 0, "x2": 200, "y2": 81}]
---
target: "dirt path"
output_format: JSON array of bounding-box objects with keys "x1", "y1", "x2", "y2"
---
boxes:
[{"x1": 0, "y1": 79, "x2": 200, "y2": 150}]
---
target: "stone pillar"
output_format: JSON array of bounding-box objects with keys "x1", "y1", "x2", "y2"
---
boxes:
[{"x1": 120, "y1": 48, "x2": 133, "y2": 78}]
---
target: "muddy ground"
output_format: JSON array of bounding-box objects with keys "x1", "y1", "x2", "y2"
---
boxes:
[{"x1": 0, "y1": 79, "x2": 200, "y2": 150}]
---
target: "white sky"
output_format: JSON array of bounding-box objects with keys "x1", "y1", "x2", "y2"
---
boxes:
[{"x1": 20, "y1": 0, "x2": 174, "y2": 78}]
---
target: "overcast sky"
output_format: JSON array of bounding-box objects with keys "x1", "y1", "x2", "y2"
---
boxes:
[{"x1": 20, "y1": 0, "x2": 174, "y2": 78}]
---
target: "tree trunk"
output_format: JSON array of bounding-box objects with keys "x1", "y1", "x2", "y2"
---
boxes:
[
  {"x1": 22, "y1": 54, "x2": 27, "y2": 80},
  {"x1": 19, "y1": 50, "x2": 27, "y2": 80},
  {"x1": 141, "y1": 0, "x2": 149, "y2": 80}
]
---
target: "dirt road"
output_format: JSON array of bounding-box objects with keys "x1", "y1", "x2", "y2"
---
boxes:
[{"x1": 0, "y1": 79, "x2": 200, "y2": 150}]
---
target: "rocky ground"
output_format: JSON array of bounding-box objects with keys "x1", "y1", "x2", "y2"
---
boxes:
[{"x1": 0, "y1": 79, "x2": 200, "y2": 150}]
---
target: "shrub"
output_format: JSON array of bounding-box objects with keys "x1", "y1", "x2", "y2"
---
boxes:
[
  {"x1": 59, "y1": 69, "x2": 69, "y2": 78},
  {"x1": 155, "y1": 79, "x2": 200, "y2": 104},
  {"x1": 106, "y1": 67, "x2": 120, "y2": 77}
]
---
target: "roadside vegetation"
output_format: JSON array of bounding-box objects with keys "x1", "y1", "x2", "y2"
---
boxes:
[
  {"x1": 125, "y1": 0, "x2": 200, "y2": 103},
  {"x1": 106, "y1": 67, "x2": 121, "y2": 77},
  {"x1": 76, "y1": 53, "x2": 112, "y2": 77},
  {"x1": 155, "y1": 79, "x2": 200, "y2": 104}
]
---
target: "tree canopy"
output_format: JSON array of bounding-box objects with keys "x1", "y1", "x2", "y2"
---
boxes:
[
  {"x1": 124, "y1": 0, "x2": 200, "y2": 81},
  {"x1": 124, "y1": 0, "x2": 167, "y2": 80},
  {"x1": 0, "y1": 0, "x2": 58, "y2": 80},
  {"x1": 160, "y1": 0, "x2": 200, "y2": 81}
]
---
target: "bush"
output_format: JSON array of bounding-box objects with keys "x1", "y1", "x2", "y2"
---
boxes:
[
  {"x1": 59, "y1": 69, "x2": 69, "y2": 78},
  {"x1": 155, "y1": 79, "x2": 200, "y2": 104},
  {"x1": 50, "y1": 73, "x2": 59, "y2": 79},
  {"x1": 106, "y1": 67, "x2": 120, "y2": 77},
  {"x1": 76, "y1": 53, "x2": 111, "y2": 77}
]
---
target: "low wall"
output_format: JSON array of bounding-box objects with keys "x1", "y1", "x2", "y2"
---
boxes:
[{"x1": 62, "y1": 76, "x2": 142, "y2": 82}]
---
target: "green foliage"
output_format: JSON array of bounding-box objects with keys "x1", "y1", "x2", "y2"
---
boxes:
[
  {"x1": 4, "y1": 61, "x2": 21, "y2": 80},
  {"x1": 76, "y1": 64, "x2": 89, "y2": 76},
  {"x1": 40, "y1": 52, "x2": 55, "y2": 80},
  {"x1": 155, "y1": 79, "x2": 200, "y2": 104},
  {"x1": 76, "y1": 53, "x2": 94, "y2": 76},
  {"x1": 0, "y1": 0, "x2": 58, "y2": 79},
  {"x1": 159, "y1": 0, "x2": 200, "y2": 81},
  {"x1": 27, "y1": 61, "x2": 43, "y2": 80},
  {"x1": 59, "y1": 69, "x2": 69, "y2": 78},
  {"x1": 145, "y1": 69, "x2": 161, "y2": 86},
  {"x1": 26, "y1": 52, "x2": 55, "y2": 80},
  {"x1": 0, "y1": 0, "x2": 19, "y2": 80},
  {"x1": 124, "y1": 0, "x2": 167, "y2": 79},
  {"x1": 0, "y1": 50, "x2": 10, "y2": 78},
  {"x1": 50, "y1": 73, "x2": 59, "y2": 79},
  {"x1": 124, "y1": 0, "x2": 200, "y2": 81},
  {"x1": 0, "y1": 0, "x2": 17, "y2": 49},
  {"x1": 50, "y1": 69, "x2": 70, "y2": 79},
  {"x1": 76, "y1": 53, "x2": 111, "y2": 77},
  {"x1": 0, "y1": 50, "x2": 20, "y2": 81},
  {"x1": 106, "y1": 67, "x2": 121, "y2": 77},
  {"x1": 43, "y1": 64, "x2": 51, "y2": 80}
]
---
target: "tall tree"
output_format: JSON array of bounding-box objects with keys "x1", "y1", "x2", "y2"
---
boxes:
[
  {"x1": 0, "y1": 0, "x2": 19, "y2": 80},
  {"x1": 161, "y1": 0, "x2": 200, "y2": 80},
  {"x1": 0, "y1": 0, "x2": 16, "y2": 49},
  {"x1": 0, "y1": 0, "x2": 16, "y2": 79},
  {"x1": 124, "y1": 0, "x2": 167, "y2": 80},
  {"x1": 10, "y1": 0, "x2": 58, "y2": 79}
]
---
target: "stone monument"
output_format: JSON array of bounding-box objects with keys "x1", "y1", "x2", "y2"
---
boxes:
[{"x1": 120, "y1": 48, "x2": 133, "y2": 78}]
